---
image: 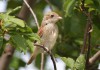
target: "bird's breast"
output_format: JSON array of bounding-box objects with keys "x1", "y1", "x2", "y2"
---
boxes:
[{"x1": 41, "y1": 24, "x2": 58, "y2": 50}]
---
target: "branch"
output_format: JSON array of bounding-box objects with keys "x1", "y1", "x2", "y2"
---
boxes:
[
  {"x1": 34, "y1": 44, "x2": 57, "y2": 70},
  {"x1": 80, "y1": 0, "x2": 93, "y2": 69},
  {"x1": 81, "y1": 21, "x2": 89, "y2": 54},
  {"x1": 80, "y1": 0, "x2": 88, "y2": 54},
  {"x1": 0, "y1": 44, "x2": 15, "y2": 70},
  {"x1": 41, "y1": 53, "x2": 44, "y2": 70},
  {"x1": 89, "y1": 51, "x2": 100, "y2": 65},
  {"x1": 23, "y1": 0, "x2": 39, "y2": 29},
  {"x1": 85, "y1": 13, "x2": 92, "y2": 69}
]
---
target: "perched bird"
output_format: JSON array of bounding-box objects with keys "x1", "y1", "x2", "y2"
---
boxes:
[{"x1": 27, "y1": 12, "x2": 62, "y2": 64}]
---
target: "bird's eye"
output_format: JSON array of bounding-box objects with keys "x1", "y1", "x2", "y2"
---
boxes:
[
  {"x1": 45, "y1": 23, "x2": 47, "y2": 25},
  {"x1": 51, "y1": 15, "x2": 54, "y2": 18}
]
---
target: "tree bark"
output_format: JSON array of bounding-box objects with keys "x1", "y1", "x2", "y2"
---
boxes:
[{"x1": 0, "y1": 44, "x2": 14, "y2": 70}]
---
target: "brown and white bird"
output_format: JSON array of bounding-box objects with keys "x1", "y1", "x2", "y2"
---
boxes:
[{"x1": 27, "y1": 12, "x2": 62, "y2": 64}]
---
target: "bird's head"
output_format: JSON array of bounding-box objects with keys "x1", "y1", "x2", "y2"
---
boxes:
[{"x1": 42, "y1": 12, "x2": 62, "y2": 24}]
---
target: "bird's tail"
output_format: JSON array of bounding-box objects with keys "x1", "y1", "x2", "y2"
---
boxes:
[{"x1": 27, "y1": 47, "x2": 39, "y2": 65}]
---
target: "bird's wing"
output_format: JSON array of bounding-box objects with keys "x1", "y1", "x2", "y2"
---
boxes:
[{"x1": 37, "y1": 25, "x2": 44, "y2": 38}]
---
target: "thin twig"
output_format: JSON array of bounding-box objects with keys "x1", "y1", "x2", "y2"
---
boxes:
[
  {"x1": 89, "y1": 51, "x2": 100, "y2": 65},
  {"x1": 81, "y1": 22, "x2": 88, "y2": 54},
  {"x1": 49, "y1": 53, "x2": 57, "y2": 70},
  {"x1": 85, "y1": 13, "x2": 92, "y2": 69},
  {"x1": 41, "y1": 53, "x2": 44, "y2": 70},
  {"x1": 80, "y1": 0, "x2": 93, "y2": 69},
  {"x1": 80, "y1": 0, "x2": 87, "y2": 54},
  {"x1": 23, "y1": 0, "x2": 39, "y2": 29},
  {"x1": 86, "y1": 31, "x2": 91, "y2": 65},
  {"x1": 86, "y1": 51, "x2": 100, "y2": 70},
  {"x1": 34, "y1": 44, "x2": 57, "y2": 70},
  {"x1": 81, "y1": 0, "x2": 85, "y2": 11},
  {"x1": 81, "y1": 13, "x2": 92, "y2": 54}
]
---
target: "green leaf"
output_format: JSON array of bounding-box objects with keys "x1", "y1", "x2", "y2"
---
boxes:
[
  {"x1": 88, "y1": 8, "x2": 95, "y2": 12},
  {"x1": 9, "y1": 17, "x2": 25, "y2": 27},
  {"x1": 26, "y1": 33, "x2": 41, "y2": 42},
  {"x1": 63, "y1": 0, "x2": 77, "y2": 17},
  {"x1": 0, "y1": 14, "x2": 25, "y2": 28},
  {"x1": 9, "y1": 57, "x2": 26, "y2": 70},
  {"x1": 26, "y1": 39, "x2": 34, "y2": 52},
  {"x1": 11, "y1": 34, "x2": 27, "y2": 53},
  {"x1": 62, "y1": 57, "x2": 75, "y2": 69},
  {"x1": 73, "y1": 54, "x2": 85, "y2": 70},
  {"x1": 0, "y1": 36, "x2": 3, "y2": 48},
  {"x1": 19, "y1": 25, "x2": 33, "y2": 33},
  {"x1": 3, "y1": 21, "x2": 17, "y2": 28}
]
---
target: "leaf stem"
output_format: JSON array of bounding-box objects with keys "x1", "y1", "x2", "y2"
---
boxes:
[{"x1": 7, "y1": 6, "x2": 21, "y2": 15}]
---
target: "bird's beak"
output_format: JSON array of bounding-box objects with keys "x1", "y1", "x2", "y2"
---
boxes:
[{"x1": 58, "y1": 16, "x2": 62, "y2": 20}]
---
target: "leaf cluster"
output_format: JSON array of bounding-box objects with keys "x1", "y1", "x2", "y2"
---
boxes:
[
  {"x1": 0, "y1": 7, "x2": 40, "y2": 53},
  {"x1": 62, "y1": 54, "x2": 85, "y2": 70}
]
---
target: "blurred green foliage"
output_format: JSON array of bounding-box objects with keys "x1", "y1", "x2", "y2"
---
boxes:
[
  {"x1": 0, "y1": 0, "x2": 100, "y2": 70},
  {"x1": 62, "y1": 54, "x2": 85, "y2": 70}
]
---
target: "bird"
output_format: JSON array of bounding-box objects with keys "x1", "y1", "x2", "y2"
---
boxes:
[{"x1": 27, "y1": 12, "x2": 62, "y2": 64}]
